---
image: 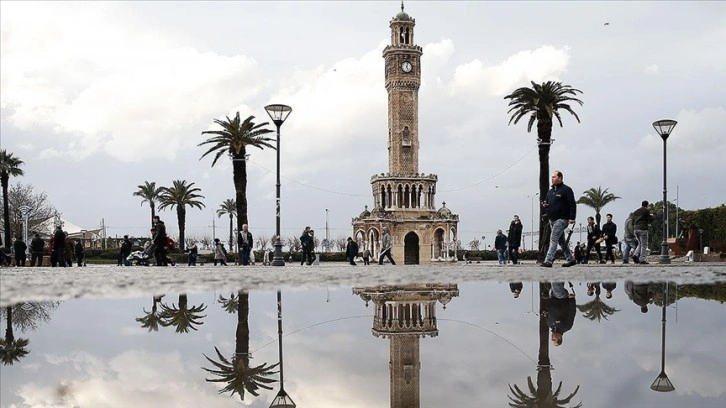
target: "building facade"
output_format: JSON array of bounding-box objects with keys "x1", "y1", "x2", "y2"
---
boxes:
[{"x1": 352, "y1": 5, "x2": 459, "y2": 264}]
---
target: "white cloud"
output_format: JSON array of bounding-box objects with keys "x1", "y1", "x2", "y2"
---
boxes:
[{"x1": 644, "y1": 64, "x2": 659, "y2": 74}]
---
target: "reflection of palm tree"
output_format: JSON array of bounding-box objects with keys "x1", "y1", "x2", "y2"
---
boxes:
[
  {"x1": 136, "y1": 296, "x2": 165, "y2": 332},
  {"x1": 0, "y1": 306, "x2": 30, "y2": 365},
  {"x1": 202, "y1": 290, "x2": 278, "y2": 400},
  {"x1": 218, "y1": 293, "x2": 240, "y2": 314},
  {"x1": 577, "y1": 295, "x2": 620, "y2": 322},
  {"x1": 159, "y1": 294, "x2": 207, "y2": 333},
  {"x1": 508, "y1": 283, "x2": 582, "y2": 408}
]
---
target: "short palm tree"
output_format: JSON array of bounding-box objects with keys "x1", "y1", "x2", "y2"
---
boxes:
[
  {"x1": 505, "y1": 81, "x2": 583, "y2": 258},
  {"x1": 133, "y1": 181, "x2": 162, "y2": 229},
  {"x1": 199, "y1": 113, "x2": 275, "y2": 232},
  {"x1": 217, "y1": 199, "x2": 237, "y2": 254},
  {"x1": 0, "y1": 150, "x2": 25, "y2": 248},
  {"x1": 158, "y1": 180, "x2": 205, "y2": 252},
  {"x1": 136, "y1": 295, "x2": 165, "y2": 332},
  {"x1": 0, "y1": 306, "x2": 30, "y2": 365},
  {"x1": 218, "y1": 293, "x2": 240, "y2": 314},
  {"x1": 202, "y1": 290, "x2": 278, "y2": 400},
  {"x1": 577, "y1": 295, "x2": 620, "y2": 322},
  {"x1": 159, "y1": 294, "x2": 207, "y2": 334},
  {"x1": 577, "y1": 186, "x2": 620, "y2": 225}
]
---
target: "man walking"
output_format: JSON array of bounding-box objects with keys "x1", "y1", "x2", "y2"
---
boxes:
[
  {"x1": 601, "y1": 213, "x2": 618, "y2": 264},
  {"x1": 494, "y1": 229, "x2": 507, "y2": 265},
  {"x1": 632, "y1": 200, "x2": 654, "y2": 264},
  {"x1": 585, "y1": 216, "x2": 604, "y2": 264},
  {"x1": 622, "y1": 212, "x2": 636, "y2": 264},
  {"x1": 238, "y1": 224, "x2": 253, "y2": 266},
  {"x1": 345, "y1": 237, "x2": 359, "y2": 265},
  {"x1": 378, "y1": 227, "x2": 396, "y2": 265},
  {"x1": 30, "y1": 233, "x2": 45, "y2": 267},
  {"x1": 13, "y1": 237, "x2": 27, "y2": 267},
  {"x1": 152, "y1": 216, "x2": 167, "y2": 266},
  {"x1": 541, "y1": 170, "x2": 577, "y2": 268},
  {"x1": 508, "y1": 215, "x2": 523, "y2": 264}
]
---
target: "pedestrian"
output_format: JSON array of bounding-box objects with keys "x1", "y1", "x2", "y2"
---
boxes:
[
  {"x1": 52, "y1": 226, "x2": 66, "y2": 267},
  {"x1": 118, "y1": 235, "x2": 133, "y2": 266},
  {"x1": 601, "y1": 213, "x2": 618, "y2": 264},
  {"x1": 213, "y1": 238, "x2": 228, "y2": 266},
  {"x1": 13, "y1": 236, "x2": 27, "y2": 267},
  {"x1": 622, "y1": 212, "x2": 637, "y2": 264},
  {"x1": 509, "y1": 282, "x2": 523, "y2": 298},
  {"x1": 152, "y1": 216, "x2": 167, "y2": 266},
  {"x1": 64, "y1": 232, "x2": 74, "y2": 267},
  {"x1": 508, "y1": 215, "x2": 523, "y2": 264},
  {"x1": 30, "y1": 233, "x2": 45, "y2": 267},
  {"x1": 573, "y1": 241, "x2": 583, "y2": 264},
  {"x1": 585, "y1": 216, "x2": 604, "y2": 264},
  {"x1": 346, "y1": 237, "x2": 359, "y2": 265},
  {"x1": 363, "y1": 247, "x2": 371, "y2": 265},
  {"x1": 632, "y1": 200, "x2": 654, "y2": 264},
  {"x1": 300, "y1": 227, "x2": 313, "y2": 266},
  {"x1": 540, "y1": 170, "x2": 577, "y2": 267},
  {"x1": 602, "y1": 282, "x2": 617, "y2": 299},
  {"x1": 186, "y1": 240, "x2": 198, "y2": 266},
  {"x1": 238, "y1": 224, "x2": 253, "y2": 266},
  {"x1": 74, "y1": 239, "x2": 84, "y2": 267},
  {"x1": 495, "y1": 229, "x2": 507, "y2": 265},
  {"x1": 547, "y1": 282, "x2": 576, "y2": 346},
  {"x1": 378, "y1": 227, "x2": 396, "y2": 265},
  {"x1": 625, "y1": 281, "x2": 655, "y2": 313}
]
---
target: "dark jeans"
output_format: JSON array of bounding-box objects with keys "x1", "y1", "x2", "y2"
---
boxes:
[
  {"x1": 301, "y1": 249, "x2": 313, "y2": 265},
  {"x1": 14, "y1": 255, "x2": 26, "y2": 267},
  {"x1": 154, "y1": 245, "x2": 167, "y2": 266},
  {"x1": 585, "y1": 241, "x2": 603, "y2": 262},
  {"x1": 188, "y1": 255, "x2": 197, "y2": 266},
  {"x1": 52, "y1": 248, "x2": 66, "y2": 267},
  {"x1": 378, "y1": 249, "x2": 396, "y2": 265},
  {"x1": 31, "y1": 253, "x2": 43, "y2": 266},
  {"x1": 604, "y1": 242, "x2": 616, "y2": 262},
  {"x1": 508, "y1": 246, "x2": 519, "y2": 264},
  {"x1": 240, "y1": 247, "x2": 251, "y2": 265}
]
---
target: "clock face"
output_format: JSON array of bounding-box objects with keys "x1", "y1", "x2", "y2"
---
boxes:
[{"x1": 401, "y1": 61, "x2": 413, "y2": 73}]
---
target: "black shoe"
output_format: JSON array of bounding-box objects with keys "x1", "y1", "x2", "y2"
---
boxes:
[
  {"x1": 639, "y1": 260, "x2": 649, "y2": 264},
  {"x1": 540, "y1": 262, "x2": 553, "y2": 268},
  {"x1": 562, "y1": 260, "x2": 577, "y2": 267},
  {"x1": 623, "y1": 260, "x2": 629, "y2": 264},
  {"x1": 632, "y1": 256, "x2": 639, "y2": 264},
  {"x1": 599, "y1": 260, "x2": 606, "y2": 264}
]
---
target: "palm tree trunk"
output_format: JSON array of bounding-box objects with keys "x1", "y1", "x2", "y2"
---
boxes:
[
  {"x1": 2, "y1": 174, "x2": 10, "y2": 248},
  {"x1": 177, "y1": 207, "x2": 186, "y2": 252},
  {"x1": 5, "y1": 306, "x2": 14, "y2": 343},
  {"x1": 537, "y1": 115, "x2": 553, "y2": 262},
  {"x1": 236, "y1": 290, "x2": 250, "y2": 369},
  {"x1": 537, "y1": 283, "x2": 552, "y2": 404},
  {"x1": 232, "y1": 156, "x2": 248, "y2": 229},
  {"x1": 150, "y1": 202, "x2": 156, "y2": 229},
  {"x1": 229, "y1": 214, "x2": 234, "y2": 255},
  {"x1": 595, "y1": 212, "x2": 601, "y2": 226}
]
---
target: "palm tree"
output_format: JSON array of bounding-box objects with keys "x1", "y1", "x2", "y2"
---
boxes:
[
  {"x1": 577, "y1": 186, "x2": 620, "y2": 225},
  {"x1": 158, "y1": 180, "x2": 205, "y2": 252},
  {"x1": 0, "y1": 150, "x2": 25, "y2": 248},
  {"x1": 136, "y1": 295, "x2": 165, "y2": 332},
  {"x1": 202, "y1": 290, "x2": 278, "y2": 400},
  {"x1": 133, "y1": 181, "x2": 162, "y2": 229},
  {"x1": 504, "y1": 82, "x2": 583, "y2": 259},
  {"x1": 218, "y1": 293, "x2": 240, "y2": 314},
  {"x1": 159, "y1": 294, "x2": 207, "y2": 334},
  {"x1": 577, "y1": 295, "x2": 620, "y2": 322},
  {"x1": 217, "y1": 199, "x2": 237, "y2": 255},
  {"x1": 0, "y1": 306, "x2": 30, "y2": 365},
  {"x1": 199, "y1": 113, "x2": 275, "y2": 232}
]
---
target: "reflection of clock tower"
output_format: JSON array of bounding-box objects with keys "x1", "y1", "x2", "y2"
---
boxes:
[{"x1": 352, "y1": 3, "x2": 459, "y2": 264}]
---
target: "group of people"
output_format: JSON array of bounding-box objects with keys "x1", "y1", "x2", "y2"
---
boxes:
[{"x1": 3, "y1": 226, "x2": 85, "y2": 267}]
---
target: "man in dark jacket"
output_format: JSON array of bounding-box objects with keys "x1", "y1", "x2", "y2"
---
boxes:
[
  {"x1": 507, "y1": 215, "x2": 523, "y2": 264},
  {"x1": 547, "y1": 282, "x2": 576, "y2": 346},
  {"x1": 53, "y1": 226, "x2": 66, "y2": 267},
  {"x1": 30, "y1": 233, "x2": 45, "y2": 266},
  {"x1": 237, "y1": 224, "x2": 253, "y2": 266},
  {"x1": 541, "y1": 170, "x2": 577, "y2": 267},
  {"x1": 345, "y1": 237, "x2": 359, "y2": 265},
  {"x1": 601, "y1": 214, "x2": 618, "y2": 264},
  {"x1": 118, "y1": 235, "x2": 133, "y2": 266},
  {"x1": 494, "y1": 229, "x2": 508, "y2": 265},
  {"x1": 632, "y1": 200, "x2": 654, "y2": 264},
  {"x1": 13, "y1": 237, "x2": 27, "y2": 267},
  {"x1": 152, "y1": 216, "x2": 167, "y2": 266},
  {"x1": 300, "y1": 226, "x2": 313, "y2": 266},
  {"x1": 585, "y1": 216, "x2": 604, "y2": 264}
]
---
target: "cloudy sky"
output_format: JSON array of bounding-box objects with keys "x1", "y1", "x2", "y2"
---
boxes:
[{"x1": 1, "y1": 1, "x2": 725, "y2": 246}]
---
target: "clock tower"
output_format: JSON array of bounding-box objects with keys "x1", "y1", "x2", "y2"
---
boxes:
[{"x1": 352, "y1": 3, "x2": 459, "y2": 265}]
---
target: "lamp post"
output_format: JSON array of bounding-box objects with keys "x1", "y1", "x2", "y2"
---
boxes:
[
  {"x1": 324, "y1": 208, "x2": 329, "y2": 252},
  {"x1": 698, "y1": 228, "x2": 704, "y2": 253},
  {"x1": 265, "y1": 104, "x2": 293, "y2": 267},
  {"x1": 650, "y1": 282, "x2": 675, "y2": 392},
  {"x1": 19, "y1": 205, "x2": 31, "y2": 253},
  {"x1": 529, "y1": 192, "x2": 539, "y2": 250},
  {"x1": 652, "y1": 119, "x2": 677, "y2": 264},
  {"x1": 270, "y1": 290, "x2": 296, "y2": 408}
]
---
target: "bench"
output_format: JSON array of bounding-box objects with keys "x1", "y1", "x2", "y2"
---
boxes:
[{"x1": 465, "y1": 256, "x2": 483, "y2": 263}]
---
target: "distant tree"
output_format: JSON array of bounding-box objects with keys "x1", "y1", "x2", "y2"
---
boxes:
[
  {"x1": 158, "y1": 180, "x2": 205, "y2": 253},
  {"x1": 133, "y1": 181, "x2": 162, "y2": 229},
  {"x1": 4, "y1": 183, "x2": 57, "y2": 239},
  {"x1": 256, "y1": 234, "x2": 270, "y2": 251},
  {"x1": 577, "y1": 186, "x2": 620, "y2": 225},
  {"x1": 159, "y1": 294, "x2": 207, "y2": 334},
  {"x1": 0, "y1": 150, "x2": 24, "y2": 247},
  {"x1": 505, "y1": 81, "x2": 583, "y2": 260},
  {"x1": 217, "y1": 199, "x2": 237, "y2": 253},
  {"x1": 0, "y1": 306, "x2": 30, "y2": 365},
  {"x1": 199, "y1": 113, "x2": 275, "y2": 232},
  {"x1": 469, "y1": 239, "x2": 480, "y2": 251},
  {"x1": 334, "y1": 236, "x2": 347, "y2": 252},
  {"x1": 218, "y1": 293, "x2": 239, "y2": 314},
  {"x1": 136, "y1": 296, "x2": 165, "y2": 332},
  {"x1": 285, "y1": 236, "x2": 300, "y2": 253}
]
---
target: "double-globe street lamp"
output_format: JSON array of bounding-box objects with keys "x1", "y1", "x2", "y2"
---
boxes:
[
  {"x1": 265, "y1": 104, "x2": 293, "y2": 267},
  {"x1": 652, "y1": 119, "x2": 677, "y2": 265}
]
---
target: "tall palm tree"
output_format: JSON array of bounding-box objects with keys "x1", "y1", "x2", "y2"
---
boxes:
[
  {"x1": 577, "y1": 186, "x2": 620, "y2": 225},
  {"x1": 218, "y1": 292, "x2": 240, "y2": 314},
  {"x1": 0, "y1": 306, "x2": 30, "y2": 365},
  {"x1": 202, "y1": 290, "x2": 278, "y2": 400},
  {"x1": 0, "y1": 150, "x2": 25, "y2": 248},
  {"x1": 158, "y1": 180, "x2": 205, "y2": 252},
  {"x1": 505, "y1": 82, "x2": 583, "y2": 259},
  {"x1": 217, "y1": 199, "x2": 237, "y2": 254},
  {"x1": 159, "y1": 294, "x2": 207, "y2": 334},
  {"x1": 133, "y1": 181, "x2": 162, "y2": 229},
  {"x1": 577, "y1": 295, "x2": 620, "y2": 322},
  {"x1": 136, "y1": 295, "x2": 165, "y2": 332},
  {"x1": 199, "y1": 113, "x2": 275, "y2": 232}
]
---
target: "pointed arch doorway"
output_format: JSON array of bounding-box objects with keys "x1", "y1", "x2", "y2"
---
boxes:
[{"x1": 404, "y1": 232, "x2": 419, "y2": 265}]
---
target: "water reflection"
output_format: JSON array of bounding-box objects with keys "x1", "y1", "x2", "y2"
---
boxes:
[
  {"x1": 0, "y1": 301, "x2": 59, "y2": 366},
  {"x1": 0, "y1": 281, "x2": 724, "y2": 407}
]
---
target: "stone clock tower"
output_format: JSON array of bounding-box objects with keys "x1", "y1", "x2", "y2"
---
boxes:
[{"x1": 352, "y1": 3, "x2": 459, "y2": 264}]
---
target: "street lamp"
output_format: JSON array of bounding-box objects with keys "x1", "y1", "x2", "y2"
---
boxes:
[
  {"x1": 270, "y1": 290, "x2": 296, "y2": 408},
  {"x1": 529, "y1": 192, "x2": 539, "y2": 250},
  {"x1": 698, "y1": 228, "x2": 704, "y2": 253},
  {"x1": 265, "y1": 104, "x2": 293, "y2": 267},
  {"x1": 650, "y1": 282, "x2": 675, "y2": 392},
  {"x1": 324, "y1": 208, "x2": 329, "y2": 252},
  {"x1": 652, "y1": 119, "x2": 677, "y2": 264}
]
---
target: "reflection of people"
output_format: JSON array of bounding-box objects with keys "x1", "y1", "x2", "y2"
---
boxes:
[
  {"x1": 624, "y1": 281, "x2": 656, "y2": 313},
  {"x1": 509, "y1": 282, "x2": 523, "y2": 298},
  {"x1": 546, "y1": 282, "x2": 576, "y2": 346},
  {"x1": 541, "y1": 171, "x2": 577, "y2": 267},
  {"x1": 602, "y1": 282, "x2": 617, "y2": 299}
]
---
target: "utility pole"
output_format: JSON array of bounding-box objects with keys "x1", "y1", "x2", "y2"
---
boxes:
[{"x1": 325, "y1": 208, "x2": 329, "y2": 252}]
